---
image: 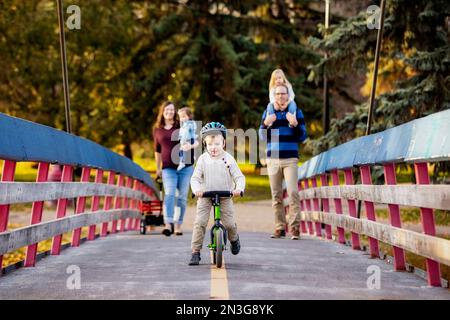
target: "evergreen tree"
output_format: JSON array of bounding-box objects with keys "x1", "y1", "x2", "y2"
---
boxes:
[
  {"x1": 121, "y1": 0, "x2": 322, "y2": 135},
  {"x1": 0, "y1": 0, "x2": 139, "y2": 156},
  {"x1": 1, "y1": 0, "x2": 326, "y2": 158},
  {"x1": 307, "y1": 0, "x2": 450, "y2": 154}
]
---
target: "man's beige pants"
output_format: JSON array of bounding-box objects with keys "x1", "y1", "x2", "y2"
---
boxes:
[
  {"x1": 266, "y1": 157, "x2": 301, "y2": 232},
  {"x1": 191, "y1": 198, "x2": 238, "y2": 252}
]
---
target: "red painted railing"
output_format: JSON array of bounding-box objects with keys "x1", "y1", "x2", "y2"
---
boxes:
[
  {"x1": 284, "y1": 162, "x2": 450, "y2": 287},
  {"x1": 282, "y1": 110, "x2": 450, "y2": 288},
  {"x1": 0, "y1": 161, "x2": 157, "y2": 275}
]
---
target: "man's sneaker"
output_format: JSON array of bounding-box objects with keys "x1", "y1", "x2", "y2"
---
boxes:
[
  {"x1": 270, "y1": 229, "x2": 286, "y2": 239},
  {"x1": 230, "y1": 236, "x2": 241, "y2": 255},
  {"x1": 188, "y1": 252, "x2": 201, "y2": 265},
  {"x1": 291, "y1": 229, "x2": 300, "y2": 240}
]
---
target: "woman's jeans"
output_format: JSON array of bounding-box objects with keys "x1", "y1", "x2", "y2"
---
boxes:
[{"x1": 162, "y1": 165, "x2": 194, "y2": 224}]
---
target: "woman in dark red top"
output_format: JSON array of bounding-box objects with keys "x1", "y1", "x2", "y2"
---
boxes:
[{"x1": 153, "y1": 101, "x2": 197, "y2": 236}]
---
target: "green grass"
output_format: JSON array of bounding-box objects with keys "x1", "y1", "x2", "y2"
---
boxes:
[
  {"x1": 5, "y1": 161, "x2": 38, "y2": 182},
  {"x1": 133, "y1": 157, "x2": 156, "y2": 173},
  {"x1": 234, "y1": 174, "x2": 271, "y2": 203}
]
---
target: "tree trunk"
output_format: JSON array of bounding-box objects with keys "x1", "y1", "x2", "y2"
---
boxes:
[{"x1": 123, "y1": 140, "x2": 133, "y2": 159}]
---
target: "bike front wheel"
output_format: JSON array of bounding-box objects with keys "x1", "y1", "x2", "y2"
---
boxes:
[{"x1": 215, "y1": 228, "x2": 224, "y2": 268}]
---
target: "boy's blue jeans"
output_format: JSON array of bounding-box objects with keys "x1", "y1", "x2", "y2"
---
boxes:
[{"x1": 161, "y1": 165, "x2": 194, "y2": 224}]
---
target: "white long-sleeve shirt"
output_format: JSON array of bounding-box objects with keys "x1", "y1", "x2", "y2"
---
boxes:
[{"x1": 190, "y1": 151, "x2": 245, "y2": 194}]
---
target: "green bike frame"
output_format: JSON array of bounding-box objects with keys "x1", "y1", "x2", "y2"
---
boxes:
[
  {"x1": 214, "y1": 205, "x2": 221, "y2": 220},
  {"x1": 208, "y1": 201, "x2": 227, "y2": 251}
]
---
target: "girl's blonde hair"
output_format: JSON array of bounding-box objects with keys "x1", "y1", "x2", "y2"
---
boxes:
[{"x1": 269, "y1": 68, "x2": 292, "y2": 91}]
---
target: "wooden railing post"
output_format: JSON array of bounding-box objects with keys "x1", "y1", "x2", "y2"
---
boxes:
[
  {"x1": 138, "y1": 181, "x2": 146, "y2": 231},
  {"x1": 126, "y1": 178, "x2": 135, "y2": 231},
  {"x1": 134, "y1": 180, "x2": 141, "y2": 230},
  {"x1": 320, "y1": 174, "x2": 333, "y2": 240},
  {"x1": 121, "y1": 177, "x2": 133, "y2": 231},
  {"x1": 0, "y1": 160, "x2": 17, "y2": 273},
  {"x1": 383, "y1": 163, "x2": 406, "y2": 270},
  {"x1": 133, "y1": 181, "x2": 141, "y2": 230},
  {"x1": 331, "y1": 170, "x2": 346, "y2": 244},
  {"x1": 359, "y1": 166, "x2": 379, "y2": 257},
  {"x1": 343, "y1": 168, "x2": 361, "y2": 250},
  {"x1": 25, "y1": 162, "x2": 50, "y2": 267},
  {"x1": 71, "y1": 167, "x2": 91, "y2": 247},
  {"x1": 298, "y1": 181, "x2": 307, "y2": 234},
  {"x1": 414, "y1": 162, "x2": 442, "y2": 286},
  {"x1": 311, "y1": 176, "x2": 322, "y2": 237},
  {"x1": 303, "y1": 179, "x2": 314, "y2": 235},
  {"x1": 114, "y1": 175, "x2": 124, "y2": 233},
  {"x1": 51, "y1": 165, "x2": 73, "y2": 255},
  {"x1": 101, "y1": 171, "x2": 116, "y2": 237},
  {"x1": 88, "y1": 169, "x2": 104, "y2": 240},
  {"x1": 143, "y1": 183, "x2": 150, "y2": 227}
]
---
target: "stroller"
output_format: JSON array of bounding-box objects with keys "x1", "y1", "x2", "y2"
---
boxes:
[{"x1": 139, "y1": 176, "x2": 164, "y2": 234}]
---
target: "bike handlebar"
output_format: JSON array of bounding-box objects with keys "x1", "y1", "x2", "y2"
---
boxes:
[{"x1": 191, "y1": 190, "x2": 244, "y2": 199}]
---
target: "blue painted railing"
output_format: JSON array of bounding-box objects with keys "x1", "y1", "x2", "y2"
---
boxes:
[{"x1": 298, "y1": 109, "x2": 450, "y2": 179}]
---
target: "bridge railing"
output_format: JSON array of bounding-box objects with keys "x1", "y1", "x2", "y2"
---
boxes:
[
  {"x1": 0, "y1": 112, "x2": 159, "y2": 274},
  {"x1": 283, "y1": 109, "x2": 450, "y2": 287}
]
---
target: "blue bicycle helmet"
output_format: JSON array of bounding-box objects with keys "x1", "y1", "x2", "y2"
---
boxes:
[{"x1": 200, "y1": 122, "x2": 227, "y2": 139}]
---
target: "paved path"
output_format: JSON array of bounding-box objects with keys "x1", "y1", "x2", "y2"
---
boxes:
[
  {"x1": 2, "y1": 200, "x2": 450, "y2": 299},
  {"x1": 0, "y1": 230, "x2": 449, "y2": 300}
]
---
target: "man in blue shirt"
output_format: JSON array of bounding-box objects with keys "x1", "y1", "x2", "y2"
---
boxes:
[{"x1": 259, "y1": 84, "x2": 307, "y2": 239}]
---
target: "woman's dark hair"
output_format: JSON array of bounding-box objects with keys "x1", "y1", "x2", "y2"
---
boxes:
[{"x1": 153, "y1": 101, "x2": 179, "y2": 129}]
